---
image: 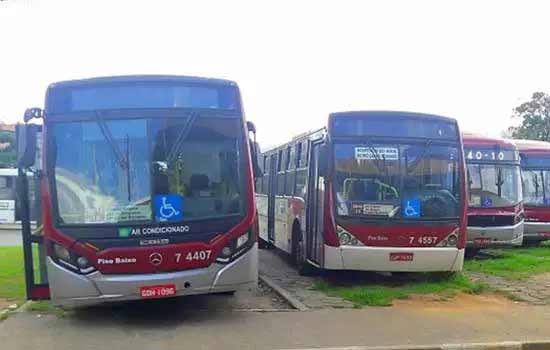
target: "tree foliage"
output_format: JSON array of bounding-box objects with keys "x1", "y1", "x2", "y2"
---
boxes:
[
  {"x1": 0, "y1": 131, "x2": 16, "y2": 168},
  {"x1": 509, "y1": 92, "x2": 550, "y2": 140}
]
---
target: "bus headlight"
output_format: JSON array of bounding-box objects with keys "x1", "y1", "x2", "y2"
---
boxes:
[
  {"x1": 216, "y1": 230, "x2": 254, "y2": 264},
  {"x1": 436, "y1": 231, "x2": 459, "y2": 247},
  {"x1": 337, "y1": 226, "x2": 364, "y2": 246},
  {"x1": 51, "y1": 243, "x2": 96, "y2": 274}
]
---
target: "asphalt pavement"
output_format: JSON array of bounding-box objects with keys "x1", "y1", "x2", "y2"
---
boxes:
[
  {"x1": 2, "y1": 299, "x2": 550, "y2": 350},
  {"x1": 0, "y1": 229, "x2": 21, "y2": 246}
]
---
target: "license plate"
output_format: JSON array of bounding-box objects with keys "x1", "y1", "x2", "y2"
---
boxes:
[
  {"x1": 389, "y1": 252, "x2": 414, "y2": 261},
  {"x1": 474, "y1": 237, "x2": 491, "y2": 246},
  {"x1": 139, "y1": 284, "x2": 176, "y2": 299}
]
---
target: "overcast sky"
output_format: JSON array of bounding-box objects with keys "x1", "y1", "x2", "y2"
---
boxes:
[{"x1": 1, "y1": 0, "x2": 550, "y2": 146}]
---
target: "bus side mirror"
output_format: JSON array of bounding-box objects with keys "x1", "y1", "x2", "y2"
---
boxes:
[
  {"x1": 246, "y1": 121, "x2": 263, "y2": 178},
  {"x1": 16, "y1": 123, "x2": 40, "y2": 169},
  {"x1": 319, "y1": 144, "x2": 329, "y2": 177},
  {"x1": 23, "y1": 108, "x2": 43, "y2": 123}
]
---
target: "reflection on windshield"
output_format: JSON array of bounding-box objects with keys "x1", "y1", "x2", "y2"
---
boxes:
[
  {"x1": 467, "y1": 164, "x2": 522, "y2": 208},
  {"x1": 522, "y1": 169, "x2": 550, "y2": 206},
  {"x1": 52, "y1": 117, "x2": 244, "y2": 225},
  {"x1": 334, "y1": 143, "x2": 460, "y2": 219}
]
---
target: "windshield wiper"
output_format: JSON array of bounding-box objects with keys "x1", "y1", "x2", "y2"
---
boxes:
[
  {"x1": 407, "y1": 139, "x2": 433, "y2": 174},
  {"x1": 94, "y1": 112, "x2": 132, "y2": 201},
  {"x1": 166, "y1": 112, "x2": 198, "y2": 164}
]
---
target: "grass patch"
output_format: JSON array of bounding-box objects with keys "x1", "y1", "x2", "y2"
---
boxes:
[
  {"x1": 0, "y1": 246, "x2": 26, "y2": 303},
  {"x1": 312, "y1": 273, "x2": 487, "y2": 307},
  {"x1": 464, "y1": 244, "x2": 550, "y2": 280}
]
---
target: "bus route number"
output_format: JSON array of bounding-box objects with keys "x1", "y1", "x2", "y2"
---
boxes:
[
  {"x1": 410, "y1": 236, "x2": 438, "y2": 245},
  {"x1": 466, "y1": 150, "x2": 504, "y2": 161},
  {"x1": 175, "y1": 250, "x2": 212, "y2": 263}
]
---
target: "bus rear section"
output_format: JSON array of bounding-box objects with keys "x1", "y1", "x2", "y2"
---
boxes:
[
  {"x1": 257, "y1": 111, "x2": 467, "y2": 273},
  {"x1": 463, "y1": 134, "x2": 524, "y2": 249},
  {"x1": 17, "y1": 76, "x2": 261, "y2": 307},
  {"x1": 513, "y1": 139, "x2": 550, "y2": 244}
]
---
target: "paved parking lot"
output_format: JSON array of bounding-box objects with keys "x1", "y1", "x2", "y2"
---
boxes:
[{"x1": 0, "y1": 229, "x2": 21, "y2": 246}]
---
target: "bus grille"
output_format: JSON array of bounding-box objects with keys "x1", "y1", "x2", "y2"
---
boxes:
[{"x1": 467, "y1": 215, "x2": 514, "y2": 227}]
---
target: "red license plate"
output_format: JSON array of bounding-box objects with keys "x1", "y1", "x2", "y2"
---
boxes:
[
  {"x1": 474, "y1": 237, "x2": 491, "y2": 246},
  {"x1": 139, "y1": 284, "x2": 176, "y2": 299},
  {"x1": 389, "y1": 252, "x2": 414, "y2": 261}
]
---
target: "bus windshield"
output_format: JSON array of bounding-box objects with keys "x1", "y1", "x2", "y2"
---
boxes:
[
  {"x1": 334, "y1": 142, "x2": 460, "y2": 220},
  {"x1": 522, "y1": 169, "x2": 550, "y2": 206},
  {"x1": 50, "y1": 116, "x2": 245, "y2": 225},
  {"x1": 467, "y1": 164, "x2": 522, "y2": 208}
]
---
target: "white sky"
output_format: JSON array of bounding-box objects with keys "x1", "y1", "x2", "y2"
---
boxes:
[{"x1": 1, "y1": 0, "x2": 550, "y2": 146}]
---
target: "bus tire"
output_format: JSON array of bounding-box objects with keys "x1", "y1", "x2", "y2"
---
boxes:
[
  {"x1": 465, "y1": 248, "x2": 480, "y2": 259},
  {"x1": 258, "y1": 238, "x2": 268, "y2": 249}
]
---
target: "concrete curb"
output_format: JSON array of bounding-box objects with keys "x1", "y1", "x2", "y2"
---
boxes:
[
  {"x1": 259, "y1": 273, "x2": 309, "y2": 311},
  {"x1": 289, "y1": 340, "x2": 550, "y2": 350}
]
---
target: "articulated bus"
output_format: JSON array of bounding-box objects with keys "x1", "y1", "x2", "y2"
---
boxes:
[
  {"x1": 17, "y1": 75, "x2": 261, "y2": 306},
  {"x1": 513, "y1": 139, "x2": 550, "y2": 244},
  {"x1": 256, "y1": 111, "x2": 467, "y2": 273},
  {"x1": 463, "y1": 133, "x2": 524, "y2": 250}
]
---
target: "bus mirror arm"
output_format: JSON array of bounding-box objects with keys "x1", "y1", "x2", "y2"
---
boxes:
[
  {"x1": 16, "y1": 123, "x2": 40, "y2": 169},
  {"x1": 247, "y1": 121, "x2": 263, "y2": 178},
  {"x1": 319, "y1": 144, "x2": 329, "y2": 177}
]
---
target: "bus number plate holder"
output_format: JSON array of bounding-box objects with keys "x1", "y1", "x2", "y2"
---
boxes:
[
  {"x1": 473, "y1": 237, "x2": 491, "y2": 246},
  {"x1": 389, "y1": 252, "x2": 414, "y2": 261},
  {"x1": 140, "y1": 284, "x2": 176, "y2": 299}
]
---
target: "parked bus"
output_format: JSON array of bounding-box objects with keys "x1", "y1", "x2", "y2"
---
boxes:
[
  {"x1": 513, "y1": 139, "x2": 550, "y2": 244},
  {"x1": 463, "y1": 133, "x2": 523, "y2": 250},
  {"x1": 17, "y1": 75, "x2": 261, "y2": 306},
  {"x1": 256, "y1": 111, "x2": 467, "y2": 273}
]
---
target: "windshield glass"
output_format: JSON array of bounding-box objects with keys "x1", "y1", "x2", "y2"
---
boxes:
[
  {"x1": 522, "y1": 169, "x2": 550, "y2": 206},
  {"x1": 334, "y1": 142, "x2": 460, "y2": 220},
  {"x1": 50, "y1": 116, "x2": 245, "y2": 225},
  {"x1": 467, "y1": 164, "x2": 522, "y2": 208}
]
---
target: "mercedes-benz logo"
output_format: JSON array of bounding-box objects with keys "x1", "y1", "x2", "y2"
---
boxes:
[{"x1": 149, "y1": 253, "x2": 163, "y2": 266}]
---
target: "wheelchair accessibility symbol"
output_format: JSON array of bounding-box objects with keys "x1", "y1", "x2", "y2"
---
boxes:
[
  {"x1": 403, "y1": 199, "x2": 421, "y2": 218},
  {"x1": 154, "y1": 194, "x2": 183, "y2": 222}
]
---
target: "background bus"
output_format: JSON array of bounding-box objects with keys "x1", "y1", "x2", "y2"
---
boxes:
[
  {"x1": 256, "y1": 111, "x2": 467, "y2": 273},
  {"x1": 17, "y1": 75, "x2": 261, "y2": 306},
  {"x1": 513, "y1": 139, "x2": 550, "y2": 244},
  {"x1": 463, "y1": 133, "x2": 523, "y2": 250}
]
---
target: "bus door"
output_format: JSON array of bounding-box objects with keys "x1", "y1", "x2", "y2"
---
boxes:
[
  {"x1": 16, "y1": 123, "x2": 50, "y2": 301},
  {"x1": 267, "y1": 153, "x2": 278, "y2": 243},
  {"x1": 305, "y1": 141, "x2": 324, "y2": 264}
]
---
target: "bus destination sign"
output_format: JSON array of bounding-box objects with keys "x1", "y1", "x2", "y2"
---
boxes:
[{"x1": 464, "y1": 148, "x2": 518, "y2": 162}]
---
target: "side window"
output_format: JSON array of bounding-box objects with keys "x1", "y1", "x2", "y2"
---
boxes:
[
  {"x1": 262, "y1": 155, "x2": 270, "y2": 194},
  {"x1": 288, "y1": 146, "x2": 295, "y2": 170},
  {"x1": 295, "y1": 142, "x2": 303, "y2": 168},
  {"x1": 277, "y1": 148, "x2": 286, "y2": 196},
  {"x1": 295, "y1": 169, "x2": 307, "y2": 198},
  {"x1": 277, "y1": 149, "x2": 284, "y2": 172},
  {"x1": 301, "y1": 140, "x2": 309, "y2": 167}
]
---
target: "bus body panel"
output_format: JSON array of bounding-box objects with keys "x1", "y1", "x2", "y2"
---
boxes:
[
  {"x1": 46, "y1": 244, "x2": 257, "y2": 307},
  {"x1": 20, "y1": 75, "x2": 259, "y2": 305},
  {"x1": 324, "y1": 244, "x2": 464, "y2": 272},
  {"x1": 513, "y1": 139, "x2": 550, "y2": 243},
  {"x1": 257, "y1": 111, "x2": 467, "y2": 273},
  {"x1": 463, "y1": 133, "x2": 524, "y2": 248}
]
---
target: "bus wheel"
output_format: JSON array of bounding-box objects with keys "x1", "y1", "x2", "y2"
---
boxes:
[
  {"x1": 465, "y1": 248, "x2": 480, "y2": 259},
  {"x1": 258, "y1": 238, "x2": 268, "y2": 249}
]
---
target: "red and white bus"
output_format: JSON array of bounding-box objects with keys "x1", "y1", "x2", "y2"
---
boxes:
[
  {"x1": 256, "y1": 111, "x2": 467, "y2": 273},
  {"x1": 513, "y1": 139, "x2": 550, "y2": 244},
  {"x1": 17, "y1": 75, "x2": 261, "y2": 307},
  {"x1": 463, "y1": 133, "x2": 524, "y2": 249}
]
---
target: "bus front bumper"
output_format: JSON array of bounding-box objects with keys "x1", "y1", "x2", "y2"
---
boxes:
[
  {"x1": 46, "y1": 244, "x2": 258, "y2": 308},
  {"x1": 466, "y1": 222, "x2": 524, "y2": 247},
  {"x1": 324, "y1": 245, "x2": 464, "y2": 272},
  {"x1": 523, "y1": 222, "x2": 550, "y2": 242}
]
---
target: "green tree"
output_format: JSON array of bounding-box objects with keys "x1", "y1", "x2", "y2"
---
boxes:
[
  {"x1": 509, "y1": 92, "x2": 550, "y2": 140},
  {"x1": 0, "y1": 130, "x2": 16, "y2": 168}
]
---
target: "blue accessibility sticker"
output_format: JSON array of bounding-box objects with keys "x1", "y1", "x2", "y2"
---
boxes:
[
  {"x1": 482, "y1": 197, "x2": 493, "y2": 208},
  {"x1": 402, "y1": 198, "x2": 421, "y2": 218},
  {"x1": 154, "y1": 194, "x2": 183, "y2": 222}
]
